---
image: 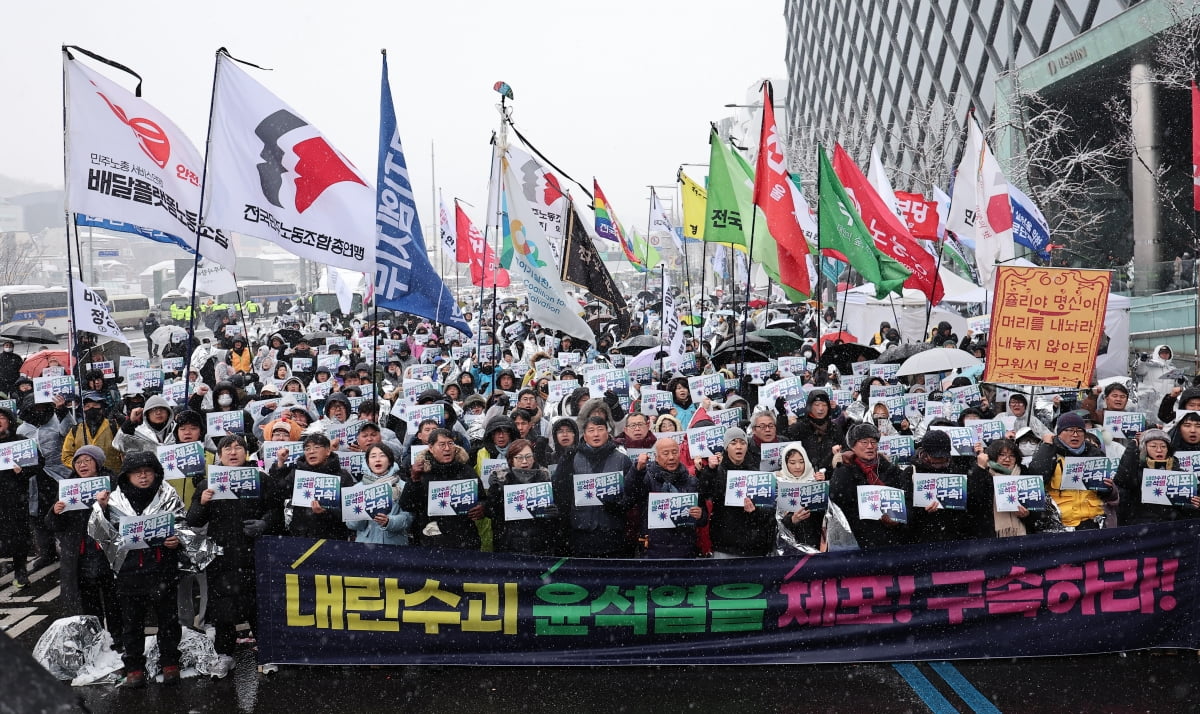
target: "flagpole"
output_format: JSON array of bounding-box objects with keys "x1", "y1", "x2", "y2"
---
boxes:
[
  {"x1": 815, "y1": 146, "x2": 824, "y2": 355},
  {"x1": 924, "y1": 236, "x2": 947, "y2": 340},
  {"x1": 740, "y1": 214, "x2": 758, "y2": 381},
  {"x1": 61, "y1": 53, "x2": 80, "y2": 385}
]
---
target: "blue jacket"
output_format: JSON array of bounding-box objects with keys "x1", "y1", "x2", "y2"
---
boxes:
[{"x1": 348, "y1": 467, "x2": 412, "y2": 545}]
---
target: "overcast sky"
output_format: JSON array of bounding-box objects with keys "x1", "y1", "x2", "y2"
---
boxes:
[{"x1": 5, "y1": 0, "x2": 787, "y2": 236}]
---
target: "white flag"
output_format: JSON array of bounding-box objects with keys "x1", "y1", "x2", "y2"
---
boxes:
[
  {"x1": 177, "y1": 258, "x2": 237, "y2": 297},
  {"x1": 437, "y1": 193, "x2": 457, "y2": 263},
  {"x1": 649, "y1": 189, "x2": 683, "y2": 253},
  {"x1": 64, "y1": 50, "x2": 235, "y2": 269},
  {"x1": 661, "y1": 272, "x2": 685, "y2": 366},
  {"x1": 867, "y1": 146, "x2": 904, "y2": 222},
  {"x1": 325, "y1": 266, "x2": 354, "y2": 315},
  {"x1": 947, "y1": 118, "x2": 1015, "y2": 287},
  {"x1": 71, "y1": 278, "x2": 129, "y2": 344},
  {"x1": 501, "y1": 155, "x2": 593, "y2": 342},
  {"x1": 505, "y1": 145, "x2": 567, "y2": 268},
  {"x1": 204, "y1": 53, "x2": 375, "y2": 273}
]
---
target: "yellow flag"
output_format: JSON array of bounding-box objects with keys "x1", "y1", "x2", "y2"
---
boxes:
[{"x1": 679, "y1": 171, "x2": 707, "y2": 242}]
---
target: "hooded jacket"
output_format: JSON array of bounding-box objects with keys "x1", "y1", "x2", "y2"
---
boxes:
[
  {"x1": 113, "y1": 394, "x2": 176, "y2": 455},
  {"x1": 87, "y1": 460, "x2": 199, "y2": 578},
  {"x1": 775, "y1": 443, "x2": 822, "y2": 549},
  {"x1": 186, "y1": 462, "x2": 274, "y2": 573}
]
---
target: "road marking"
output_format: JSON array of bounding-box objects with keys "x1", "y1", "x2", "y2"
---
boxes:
[
  {"x1": 36, "y1": 585, "x2": 60, "y2": 602},
  {"x1": 892, "y1": 663, "x2": 957, "y2": 714},
  {"x1": 5, "y1": 614, "x2": 46, "y2": 638},
  {"x1": 0, "y1": 606, "x2": 39, "y2": 637},
  {"x1": 929, "y1": 662, "x2": 1002, "y2": 714}
]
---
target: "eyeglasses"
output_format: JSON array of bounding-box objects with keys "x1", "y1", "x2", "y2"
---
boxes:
[
  {"x1": 753, "y1": 423, "x2": 775, "y2": 430},
  {"x1": 513, "y1": 453, "x2": 535, "y2": 462},
  {"x1": 1060, "y1": 428, "x2": 1085, "y2": 436}
]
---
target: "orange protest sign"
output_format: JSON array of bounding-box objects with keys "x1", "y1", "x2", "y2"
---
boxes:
[{"x1": 983, "y1": 267, "x2": 1111, "y2": 386}]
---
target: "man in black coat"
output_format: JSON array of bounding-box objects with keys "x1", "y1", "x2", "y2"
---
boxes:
[{"x1": 0, "y1": 341, "x2": 23, "y2": 397}]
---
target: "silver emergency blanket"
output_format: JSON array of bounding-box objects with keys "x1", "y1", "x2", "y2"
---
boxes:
[
  {"x1": 33, "y1": 616, "x2": 123, "y2": 685},
  {"x1": 772, "y1": 510, "x2": 820, "y2": 556},
  {"x1": 144, "y1": 626, "x2": 220, "y2": 678},
  {"x1": 87, "y1": 479, "x2": 220, "y2": 573},
  {"x1": 822, "y1": 500, "x2": 861, "y2": 551}
]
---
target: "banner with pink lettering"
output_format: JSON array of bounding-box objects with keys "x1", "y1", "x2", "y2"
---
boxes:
[{"x1": 256, "y1": 523, "x2": 1199, "y2": 665}]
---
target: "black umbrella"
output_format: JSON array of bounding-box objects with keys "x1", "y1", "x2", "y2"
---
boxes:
[
  {"x1": 711, "y1": 345, "x2": 771, "y2": 367},
  {"x1": 613, "y1": 335, "x2": 661, "y2": 355},
  {"x1": 713, "y1": 334, "x2": 771, "y2": 353},
  {"x1": 818, "y1": 343, "x2": 880, "y2": 374},
  {"x1": 0, "y1": 324, "x2": 56, "y2": 345},
  {"x1": 301, "y1": 330, "x2": 335, "y2": 346},
  {"x1": 271, "y1": 328, "x2": 302, "y2": 346},
  {"x1": 748, "y1": 328, "x2": 805, "y2": 356},
  {"x1": 877, "y1": 342, "x2": 936, "y2": 365}
]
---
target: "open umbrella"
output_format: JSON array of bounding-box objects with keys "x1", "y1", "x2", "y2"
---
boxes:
[
  {"x1": 747, "y1": 298, "x2": 768, "y2": 308},
  {"x1": 0, "y1": 324, "x2": 56, "y2": 345},
  {"x1": 150, "y1": 325, "x2": 187, "y2": 346},
  {"x1": 613, "y1": 335, "x2": 662, "y2": 355},
  {"x1": 301, "y1": 330, "x2": 335, "y2": 346},
  {"x1": 711, "y1": 345, "x2": 771, "y2": 367},
  {"x1": 19, "y1": 350, "x2": 74, "y2": 378},
  {"x1": 713, "y1": 334, "x2": 771, "y2": 353},
  {"x1": 877, "y1": 342, "x2": 936, "y2": 365},
  {"x1": 748, "y1": 328, "x2": 805, "y2": 356},
  {"x1": 895, "y1": 348, "x2": 982, "y2": 377},
  {"x1": 817, "y1": 343, "x2": 880, "y2": 374},
  {"x1": 820, "y1": 330, "x2": 859, "y2": 346}
]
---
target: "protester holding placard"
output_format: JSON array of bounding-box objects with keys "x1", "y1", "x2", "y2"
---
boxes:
[
  {"x1": 113, "y1": 394, "x2": 176, "y2": 456},
  {"x1": 187, "y1": 434, "x2": 272, "y2": 679},
  {"x1": 666, "y1": 376, "x2": 698, "y2": 429},
  {"x1": 698, "y1": 428, "x2": 774, "y2": 558},
  {"x1": 0, "y1": 405, "x2": 35, "y2": 588},
  {"x1": 774, "y1": 443, "x2": 824, "y2": 550},
  {"x1": 47, "y1": 444, "x2": 120, "y2": 643},
  {"x1": 626, "y1": 436, "x2": 705, "y2": 558},
  {"x1": 1112, "y1": 429, "x2": 1198, "y2": 526},
  {"x1": 268, "y1": 433, "x2": 354, "y2": 540},
  {"x1": 830, "y1": 422, "x2": 912, "y2": 548},
  {"x1": 908, "y1": 430, "x2": 975, "y2": 544},
  {"x1": 87, "y1": 452, "x2": 190, "y2": 688},
  {"x1": 347, "y1": 444, "x2": 411, "y2": 546},
  {"x1": 785, "y1": 391, "x2": 845, "y2": 474},
  {"x1": 18, "y1": 394, "x2": 76, "y2": 570},
  {"x1": 1029, "y1": 412, "x2": 1116, "y2": 530},
  {"x1": 551, "y1": 400, "x2": 633, "y2": 558},
  {"x1": 967, "y1": 439, "x2": 1060, "y2": 538},
  {"x1": 62, "y1": 391, "x2": 123, "y2": 474},
  {"x1": 400, "y1": 429, "x2": 487, "y2": 550},
  {"x1": 487, "y1": 439, "x2": 562, "y2": 555}
]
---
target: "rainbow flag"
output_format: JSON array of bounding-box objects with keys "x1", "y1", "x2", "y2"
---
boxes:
[{"x1": 593, "y1": 180, "x2": 646, "y2": 271}]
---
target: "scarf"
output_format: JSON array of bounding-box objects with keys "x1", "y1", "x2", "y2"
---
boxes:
[
  {"x1": 1057, "y1": 437, "x2": 1087, "y2": 456},
  {"x1": 845, "y1": 453, "x2": 884, "y2": 486}
]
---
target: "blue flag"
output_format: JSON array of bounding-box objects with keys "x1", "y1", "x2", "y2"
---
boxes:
[
  {"x1": 373, "y1": 54, "x2": 470, "y2": 337},
  {"x1": 74, "y1": 214, "x2": 194, "y2": 254},
  {"x1": 1008, "y1": 185, "x2": 1051, "y2": 258}
]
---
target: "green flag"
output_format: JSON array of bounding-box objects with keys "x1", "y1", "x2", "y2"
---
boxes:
[
  {"x1": 815, "y1": 147, "x2": 910, "y2": 299},
  {"x1": 630, "y1": 229, "x2": 661, "y2": 271},
  {"x1": 706, "y1": 130, "x2": 808, "y2": 302}
]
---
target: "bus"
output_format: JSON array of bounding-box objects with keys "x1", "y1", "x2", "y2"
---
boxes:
[
  {"x1": 0, "y1": 285, "x2": 109, "y2": 337},
  {"x1": 304, "y1": 291, "x2": 364, "y2": 316},
  {"x1": 106, "y1": 294, "x2": 151, "y2": 330},
  {"x1": 234, "y1": 281, "x2": 298, "y2": 314}
]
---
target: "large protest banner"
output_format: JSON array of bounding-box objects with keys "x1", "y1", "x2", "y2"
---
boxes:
[
  {"x1": 256, "y1": 522, "x2": 1200, "y2": 665},
  {"x1": 984, "y1": 267, "x2": 1111, "y2": 386}
]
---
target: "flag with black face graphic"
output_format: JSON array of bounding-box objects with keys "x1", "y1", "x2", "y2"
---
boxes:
[{"x1": 203, "y1": 51, "x2": 375, "y2": 272}]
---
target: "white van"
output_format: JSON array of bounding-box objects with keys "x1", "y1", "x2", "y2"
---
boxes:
[{"x1": 107, "y1": 294, "x2": 152, "y2": 330}]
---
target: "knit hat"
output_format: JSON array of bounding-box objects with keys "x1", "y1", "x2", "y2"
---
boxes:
[
  {"x1": 806, "y1": 390, "x2": 830, "y2": 409},
  {"x1": 921, "y1": 429, "x2": 952, "y2": 459},
  {"x1": 723, "y1": 427, "x2": 748, "y2": 447},
  {"x1": 72, "y1": 445, "x2": 106, "y2": 469},
  {"x1": 1056, "y1": 411, "x2": 1086, "y2": 434},
  {"x1": 846, "y1": 422, "x2": 881, "y2": 447},
  {"x1": 1141, "y1": 428, "x2": 1170, "y2": 447}
]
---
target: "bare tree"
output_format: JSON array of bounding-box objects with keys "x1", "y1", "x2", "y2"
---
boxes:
[{"x1": 0, "y1": 232, "x2": 40, "y2": 285}]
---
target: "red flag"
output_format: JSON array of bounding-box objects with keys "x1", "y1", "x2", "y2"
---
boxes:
[
  {"x1": 1192, "y1": 81, "x2": 1200, "y2": 211},
  {"x1": 894, "y1": 191, "x2": 941, "y2": 240},
  {"x1": 831, "y1": 145, "x2": 944, "y2": 305},
  {"x1": 752, "y1": 81, "x2": 813, "y2": 298},
  {"x1": 455, "y1": 202, "x2": 510, "y2": 288}
]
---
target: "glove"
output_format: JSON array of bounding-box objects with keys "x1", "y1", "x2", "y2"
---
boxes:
[
  {"x1": 603, "y1": 390, "x2": 621, "y2": 413},
  {"x1": 537, "y1": 503, "x2": 560, "y2": 519},
  {"x1": 774, "y1": 396, "x2": 788, "y2": 418},
  {"x1": 242, "y1": 519, "x2": 268, "y2": 538}
]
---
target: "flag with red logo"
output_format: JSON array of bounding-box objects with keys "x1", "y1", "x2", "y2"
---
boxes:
[
  {"x1": 947, "y1": 116, "x2": 1015, "y2": 288},
  {"x1": 894, "y1": 191, "x2": 941, "y2": 240},
  {"x1": 1192, "y1": 81, "x2": 1200, "y2": 211},
  {"x1": 64, "y1": 49, "x2": 235, "y2": 270},
  {"x1": 203, "y1": 51, "x2": 375, "y2": 273},
  {"x1": 455, "y1": 202, "x2": 510, "y2": 288},
  {"x1": 752, "y1": 80, "x2": 813, "y2": 298},
  {"x1": 831, "y1": 145, "x2": 943, "y2": 304}
]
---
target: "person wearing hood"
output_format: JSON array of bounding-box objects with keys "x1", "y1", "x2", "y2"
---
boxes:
[
  {"x1": 776, "y1": 442, "x2": 823, "y2": 550},
  {"x1": 493, "y1": 368, "x2": 518, "y2": 395},
  {"x1": 87, "y1": 451, "x2": 189, "y2": 688},
  {"x1": 63, "y1": 391, "x2": 124, "y2": 474},
  {"x1": 1002, "y1": 393, "x2": 1051, "y2": 439},
  {"x1": 626, "y1": 436, "x2": 706, "y2": 558},
  {"x1": 186, "y1": 434, "x2": 274, "y2": 679},
  {"x1": 47, "y1": 444, "x2": 122, "y2": 644},
  {"x1": 551, "y1": 400, "x2": 634, "y2": 557},
  {"x1": 0, "y1": 340, "x2": 23, "y2": 396},
  {"x1": 697, "y1": 427, "x2": 774, "y2": 558},
  {"x1": 1115, "y1": 428, "x2": 1200, "y2": 525},
  {"x1": 785, "y1": 391, "x2": 845, "y2": 474},
  {"x1": 666, "y1": 376, "x2": 698, "y2": 428},
  {"x1": 543, "y1": 415, "x2": 578, "y2": 468},
  {"x1": 0, "y1": 406, "x2": 35, "y2": 588},
  {"x1": 347, "y1": 443, "x2": 412, "y2": 546},
  {"x1": 829, "y1": 422, "x2": 912, "y2": 548},
  {"x1": 1028, "y1": 412, "x2": 1115, "y2": 530},
  {"x1": 19, "y1": 394, "x2": 77, "y2": 569},
  {"x1": 113, "y1": 394, "x2": 176, "y2": 456},
  {"x1": 268, "y1": 433, "x2": 354, "y2": 540},
  {"x1": 1135, "y1": 344, "x2": 1178, "y2": 413},
  {"x1": 1157, "y1": 385, "x2": 1200, "y2": 427},
  {"x1": 400, "y1": 428, "x2": 487, "y2": 550},
  {"x1": 474, "y1": 413, "x2": 519, "y2": 474},
  {"x1": 226, "y1": 337, "x2": 252, "y2": 374},
  {"x1": 487, "y1": 438, "x2": 563, "y2": 555}
]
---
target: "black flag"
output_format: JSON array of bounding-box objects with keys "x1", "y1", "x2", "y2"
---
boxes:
[{"x1": 561, "y1": 201, "x2": 630, "y2": 337}]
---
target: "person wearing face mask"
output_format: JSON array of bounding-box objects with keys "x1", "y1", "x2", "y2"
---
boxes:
[
  {"x1": 187, "y1": 434, "x2": 274, "y2": 678},
  {"x1": 62, "y1": 391, "x2": 124, "y2": 475},
  {"x1": 1113, "y1": 428, "x2": 1200, "y2": 526},
  {"x1": 1028, "y1": 411, "x2": 1115, "y2": 530},
  {"x1": 0, "y1": 406, "x2": 36, "y2": 588},
  {"x1": 0, "y1": 340, "x2": 23, "y2": 396},
  {"x1": 697, "y1": 428, "x2": 774, "y2": 558},
  {"x1": 113, "y1": 394, "x2": 176, "y2": 456},
  {"x1": 18, "y1": 394, "x2": 76, "y2": 570},
  {"x1": 829, "y1": 422, "x2": 912, "y2": 548}
]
